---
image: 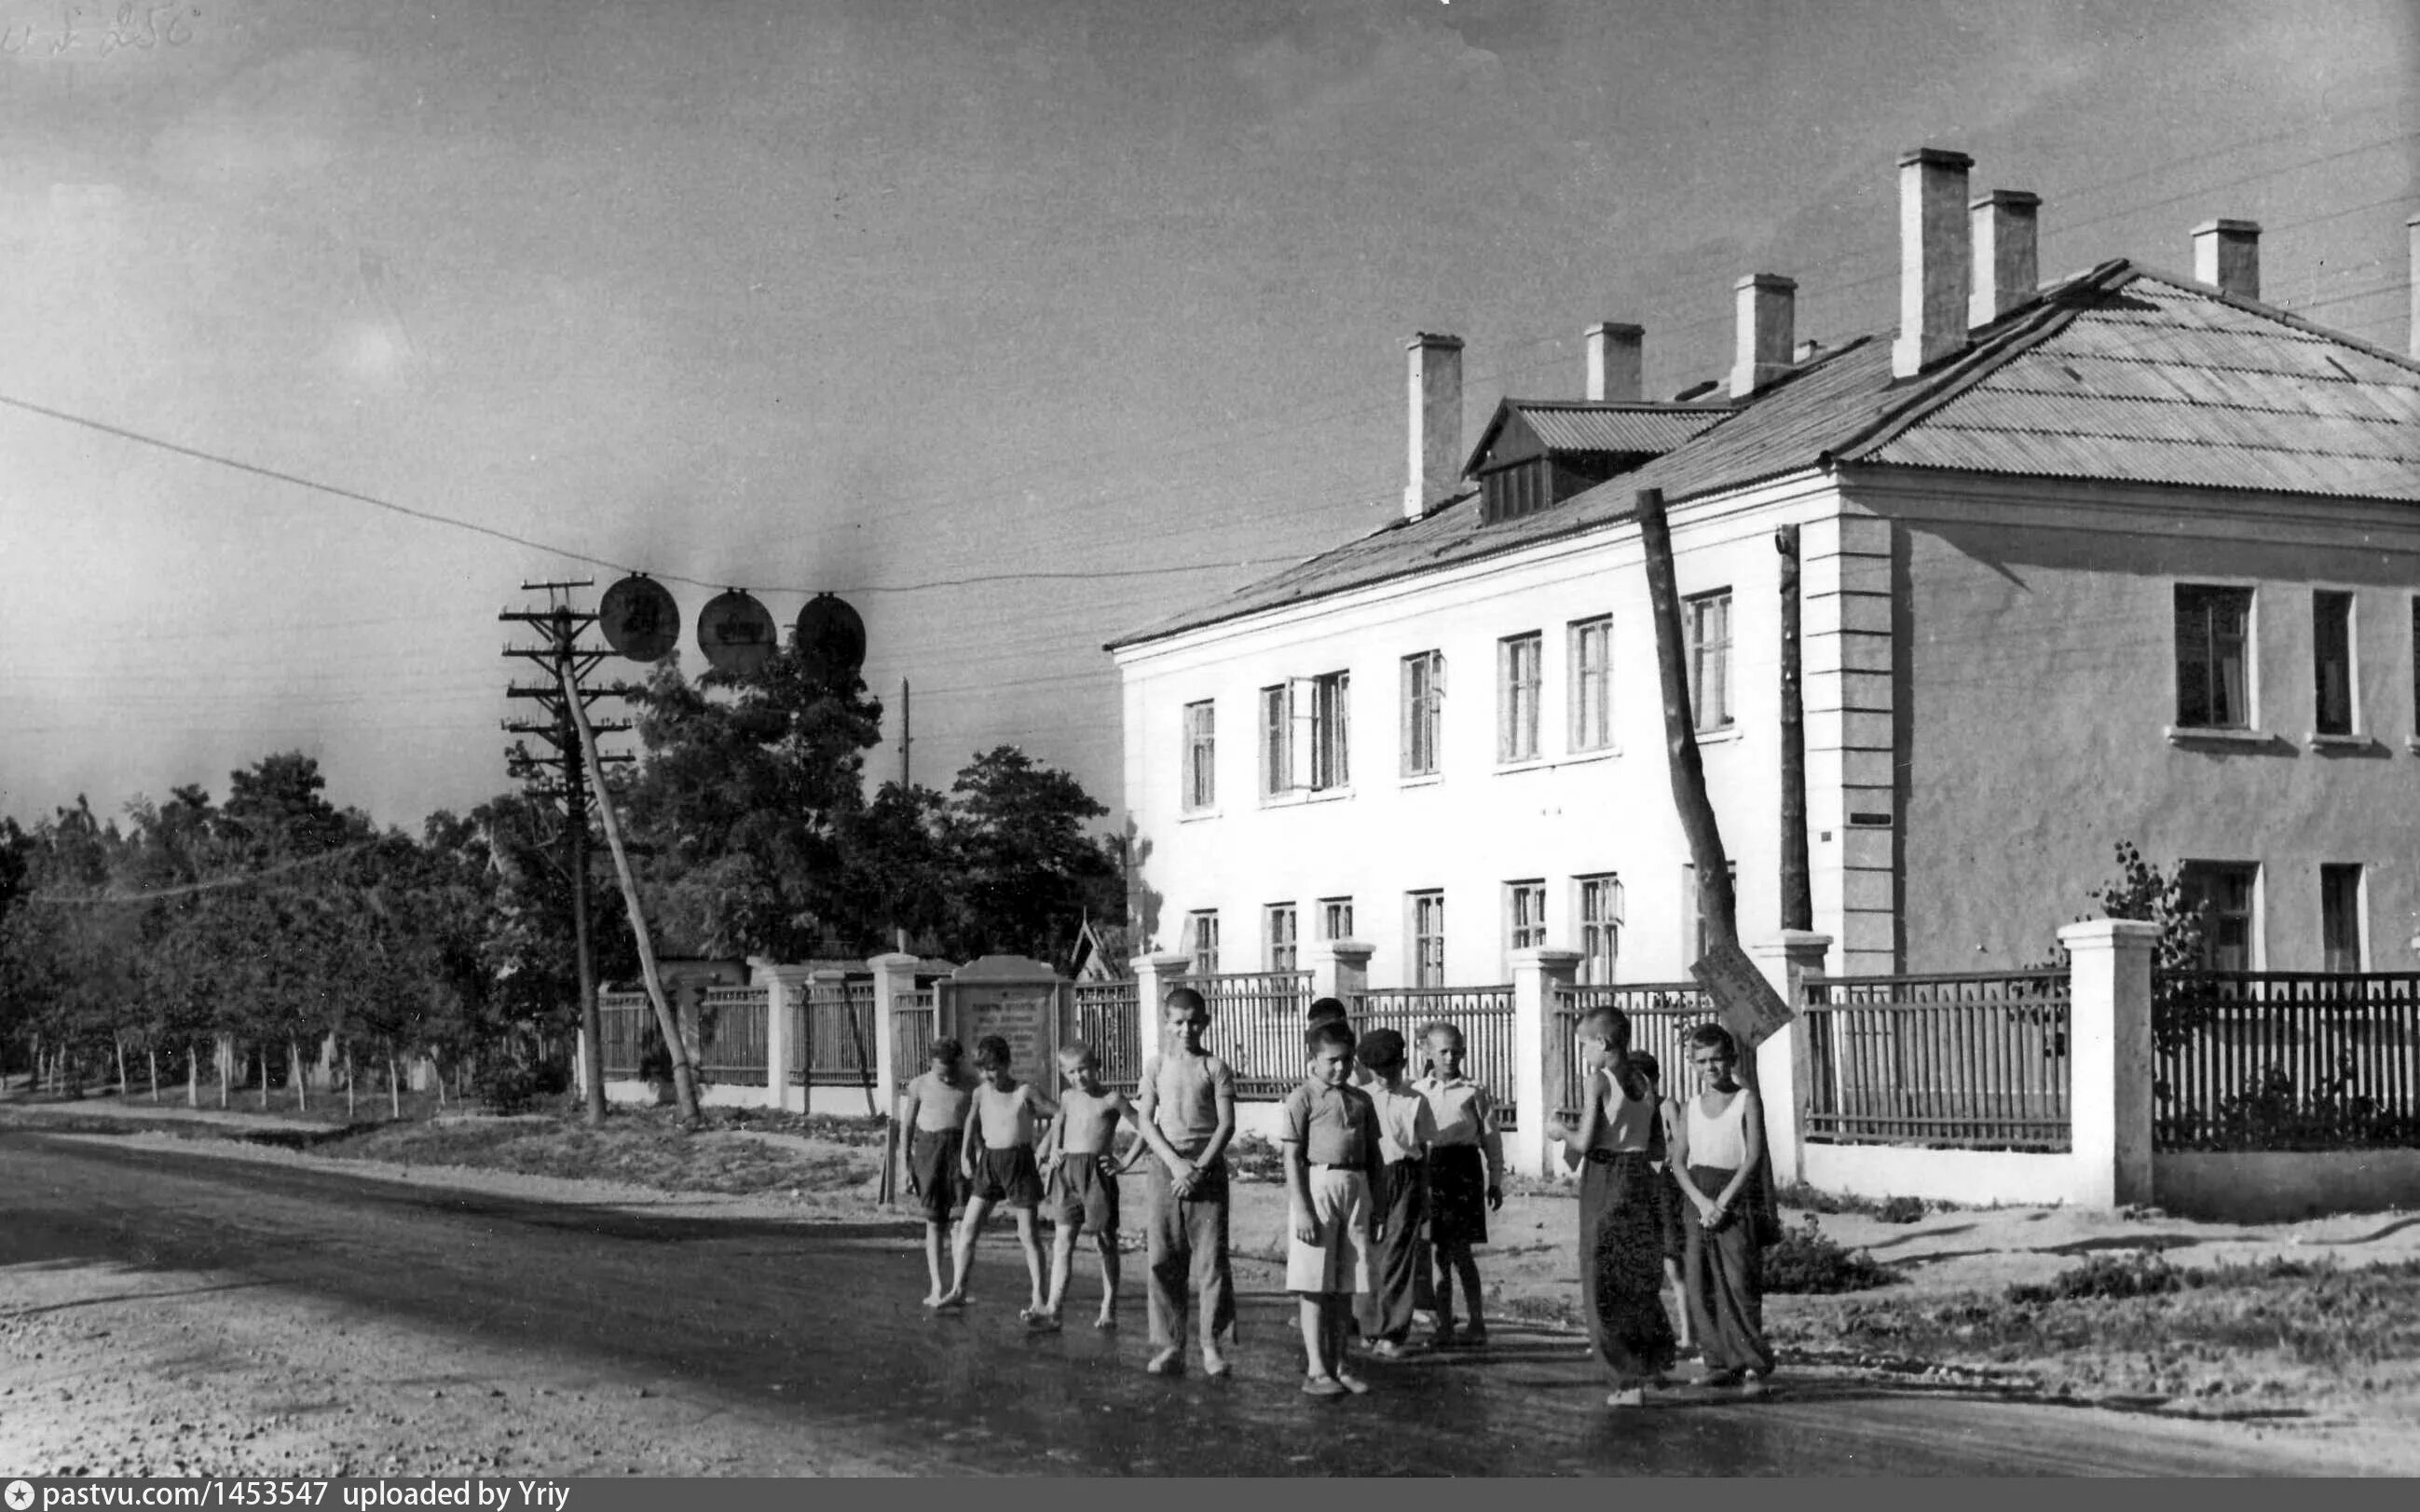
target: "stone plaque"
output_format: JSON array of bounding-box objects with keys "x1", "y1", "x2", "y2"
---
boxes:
[{"x1": 937, "y1": 955, "x2": 1065, "y2": 1090}]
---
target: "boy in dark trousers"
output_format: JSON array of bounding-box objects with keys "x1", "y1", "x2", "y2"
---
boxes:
[{"x1": 1355, "y1": 1028, "x2": 1436, "y2": 1358}]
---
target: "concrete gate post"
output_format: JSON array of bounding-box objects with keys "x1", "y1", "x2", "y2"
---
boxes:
[
  {"x1": 1303, "y1": 938, "x2": 1373, "y2": 1006},
  {"x1": 1511, "y1": 947, "x2": 1583, "y2": 1179},
  {"x1": 867, "y1": 951, "x2": 923, "y2": 1117},
  {"x1": 2058, "y1": 919, "x2": 2159, "y2": 1208},
  {"x1": 1746, "y1": 932, "x2": 1831, "y2": 1187}
]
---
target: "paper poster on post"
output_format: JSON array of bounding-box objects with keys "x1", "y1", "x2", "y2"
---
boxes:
[{"x1": 1689, "y1": 937, "x2": 1797, "y2": 1050}]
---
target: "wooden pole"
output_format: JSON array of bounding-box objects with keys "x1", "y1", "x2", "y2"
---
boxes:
[
  {"x1": 1778, "y1": 525, "x2": 1812, "y2": 933},
  {"x1": 1635, "y1": 488, "x2": 1737, "y2": 945},
  {"x1": 560, "y1": 660, "x2": 703, "y2": 1125},
  {"x1": 555, "y1": 610, "x2": 609, "y2": 1129}
]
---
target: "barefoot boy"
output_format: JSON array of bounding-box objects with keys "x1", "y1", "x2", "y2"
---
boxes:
[
  {"x1": 1132, "y1": 987, "x2": 1237, "y2": 1377},
  {"x1": 937, "y1": 1035, "x2": 1056, "y2": 1319},
  {"x1": 1283, "y1": 1017, "x2": 1383, "y2": 1396},
  {"x1": 898, "y1": 1037, "x2": 976, "y2": 1304},
  {"x1": 1354, "y1": 1027, "x2": 1436, "y2": 1357},
  {"x1": 1035, "y1": 1042, "x2": 1141, "y2": 1330}
]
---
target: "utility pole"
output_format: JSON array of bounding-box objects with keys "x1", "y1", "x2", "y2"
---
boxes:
[
  {"x1": 1778, "y1": 525, "x2": 1812, "y2": 932},
  {"x1": 500, "y1": 582, "x2": 635, "y2": 1127},
  {"x1": 898, "y1": 676, "x2": 912, "y2": 788}
]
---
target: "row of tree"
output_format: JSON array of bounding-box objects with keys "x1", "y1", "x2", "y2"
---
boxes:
[{"x1": 0, "y1": 642, "x2": 1127, "y2": 1102}]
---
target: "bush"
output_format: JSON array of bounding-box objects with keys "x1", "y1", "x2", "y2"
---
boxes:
[
  {"x1": 2007, "y1": 1248, "x2": 2182, "y2": 1304},
  {"x1": 1225, "y1": 1132, "x2": 1285, "y2": 1181},
  {"x1": 1765, "y1": 1215, "x2": 1901, "y2": 1293},
  {"x1": 1772, "y1": 1181, "x2": 1947, "y2": 1219},
  {"x1": 472, "y1": 1056, "x2": 568, "y2": 1116},
  {"x1": 1874, "y1": 1194, "x2": 1927, "y2": 1224}
]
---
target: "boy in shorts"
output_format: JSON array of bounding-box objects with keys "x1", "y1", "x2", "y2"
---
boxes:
[
  {"x1": 936, "y1": 1035, "x2": 1056, "y2": 1318},
  {"x1": 1415, "y1": 1020, "x2": 1504, "y2": 1347},
  {"x1": 1283, "y1": 1017, "x2": 1383, "y2": 1397},
  {"x1": 1034, "y1": 1042, "x2": 1141, "y2": 1331},
  {"x1": 898, "y1": 1038, "x2": 975, "y2": 1305}
]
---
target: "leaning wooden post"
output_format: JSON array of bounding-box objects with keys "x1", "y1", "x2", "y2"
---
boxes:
[
  {"x1": 560, "y1": 661, "x2": 703, "y2": 1125},
  {"x1": 1777, "y1": 524, "x2": 1812, "y2": 933}
]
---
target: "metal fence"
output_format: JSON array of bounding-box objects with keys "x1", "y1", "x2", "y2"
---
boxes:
[
  {"x1": 1551, "y1": 982, "x2": 1714, "y2": 1124},
  {"x1": 1799, "y1": 971, "x2": 2071, "y2": 1150},
  {"x1": 598, "y1": 995, "x2": 654, "y2": 1078},
  {"x1": 1354, "y1": 986, "x2": 1518, "y2": 1126},
  {"x1": 1073, "y1": 980, "x2": 1145, "y2": 1091},
  {"x1": 2153, "y1": 971, "x2": 2420, "y2": 1151},
  {"x1": 891, "y1": 988, "x2": 937, "y2": 1094},
  {"x1": 802, "y1": 978, "x2": 879, "y2": 1086},
  {"x1": 695, "y1": 985, "x2": 771, "y2": 1086},
  {"x1": 1177, "y1": 971, "x2": 1314, "y2": 1097}
]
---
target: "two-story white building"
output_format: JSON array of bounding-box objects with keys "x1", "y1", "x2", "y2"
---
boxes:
[{"x1": 1109, "y1": 148, "x2": 2420, "y2": 989}]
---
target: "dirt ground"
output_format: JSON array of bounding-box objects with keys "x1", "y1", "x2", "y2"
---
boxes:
[{"x1": 6, "y1": 1093, "x2": 2418, "y2": 1474}]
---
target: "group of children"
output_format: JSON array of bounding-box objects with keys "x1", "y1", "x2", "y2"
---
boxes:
[{"x1": 896, "y1": 987, "x2": 1771, "y2": 1408}]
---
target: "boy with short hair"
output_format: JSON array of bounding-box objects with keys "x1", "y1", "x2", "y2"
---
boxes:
[
  {"x1": 898, "y1": 1037, "x2": 976, "y2": 1305},
  {"x1": 1034, "y1": 1042, "x2": 1141, "y2": 1331},
  {"x1": 1282, "y1": 1017, "x2": 1383, "y2": 1397},
  {"x1": 1414, "y1": 1020, "x2": 1505, "y2": 1347},
  {"x1": 936, "y1": 1035, "x2": 1056, "y2": 1319},
  {"x1": 1132, "y1": 987, "x2": 1238, "y2": 1377},
  {"x1": 1354, "y1": 1027, "x2": 1436, "y2": 1358}
]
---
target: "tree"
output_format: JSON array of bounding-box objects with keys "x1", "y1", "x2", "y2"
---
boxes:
[{"x1": 939, "y1": 746, "x2": 1122, "y2": 965}]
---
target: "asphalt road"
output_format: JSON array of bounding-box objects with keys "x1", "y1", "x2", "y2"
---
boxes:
[{"x1": 0, "y1": 1128, "x2": 2339, "y2": 1477}]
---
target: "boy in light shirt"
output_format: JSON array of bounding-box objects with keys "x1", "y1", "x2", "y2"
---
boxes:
[
  {"x1": 1414, "y1": 1020, "x2": 1505, "y2": 1346},
  {"x1": 1353, "y1": 1028, "x2": 1436, "y2": 1358}
]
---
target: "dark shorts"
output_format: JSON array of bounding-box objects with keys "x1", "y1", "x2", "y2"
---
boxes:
[
  {"x1": 909, "y1": 1127, "x2": 962, "y2": 1224},
  {"x1": 1049, "y1": 1151, "x2": 1120, "y2": 1235},
  {"x1": 1429, "y1": 1144, "x2": 1489, "y2": 1251},
  {"x1": 974, "y1": 1143, "x2": 1045, "y2": 1210}
]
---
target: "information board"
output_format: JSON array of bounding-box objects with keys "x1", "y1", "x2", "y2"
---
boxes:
[
  {"x1": 1689, "y1": 937, "x2": 1798, "y2": 1051},
  {"x1": 937, "y1": 957, "x2": 1065, "y2": 1090}
]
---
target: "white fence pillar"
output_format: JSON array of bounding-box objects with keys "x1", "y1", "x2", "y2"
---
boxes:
[
  {"x1": 1747, "y1": 931, "x2": 1831, "y2": 1188},
  {"x1": 751, "y1": 960, "x2": 815, "y2": 1113},
  {"x1": 1304, "y1": 937, "x2": 1373, "y2": 1005},
  {"x1": 868, "y1": 950, "x2": 921, "y2": 1117},
  {"x1": 1130, "y1": 950, "x2": 1195, "y2": 1031},
  {"x1": 1511, "y1": 947, "x2": 1582, "y2": 1179},
  {"x1": 2058, "y1": 918, "x2": 2159, "y2": 1208}
]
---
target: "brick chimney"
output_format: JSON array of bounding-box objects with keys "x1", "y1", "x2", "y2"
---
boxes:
[
  {"x1": 1585, "y1": 321, "x2": 1643, "y2": 402},
  {"x1": 2194, "y1": 219, "x2": 2261, "y2": 301},
  {"x1": 1729, "y1": 275, "x2": 1796, "y2": 398},
  {"x1": 1402, "y1": 333, "x2": 1464, "y2": 522},
  {"x1": 1893, "y1": 147, "x2": 1975, "y2": 379},
  {"x1": 1970, "y1": 189, "x2": 2041, "y2": 326}
]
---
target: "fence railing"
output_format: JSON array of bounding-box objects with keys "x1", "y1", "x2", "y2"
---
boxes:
[
  {"x1": 598, "y1": 995, "x2": 654, "y2": 1078},
  {"x1": 1551, "y1": 982, "x2": 1713, "y2": 1124},
  {"x1": 801, "y1": 979, "x2": 879, "y2": 1087},
  {"x1": 2153, "y1": 971, "x2": 2420, "y2": 1151},
  {"x1": 1354, "y1": 986, "x2": 1518, "y2": 1126},
  {"x1": 1073, "y1": 980, "x2": 1145, "y2": 1091},
  {"x1": 891, "y1": 989, "x2": 937, "y2": 1095},
  {"x1": 1799, "y1": 971, "x2": 2071, "y2": 1150},
  {"x1": 1175, "y1": 972, "x2": 1314, "y2": 1097},
  {"x1": 696, "y1": 985, "x2": 771, "y2": 1087}
]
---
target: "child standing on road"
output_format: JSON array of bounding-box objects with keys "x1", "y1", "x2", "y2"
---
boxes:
[
  {"x1": 1035, "y1": 1042, "x2": 1141, "y2": 1331},
  {"x1": 1414, "y1": 1021, "x2": 1504, "y2": 1347},
  {"x1": 1282, "y1": 1017, "x2": 1383, "y2": 1397},
  {"x1": 936, "y1": 1035, "x2": 1055, "y2": 1320},
  {"x1": 1548, "y1": 1007, "x2": 1679, "y2": 1409},
  {"x1": 1631, "y1": 1049, "x2": 1694, "y2": 1355},
  {"x1": 1355, "y1": 1028, "x2": 1436, "y2": 1357},
  {"x1": 899, "y1": 1038, "x2": 976, "y2": 1306},
  {"x1": 1132, "y1": 987, "x2": 1238, "y2": 1377},
  {"x1": 1672, "y1": 1024, "x2": 1775, "y2": 1392}
]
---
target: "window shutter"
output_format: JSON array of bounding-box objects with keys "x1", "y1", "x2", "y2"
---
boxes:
[{"x1": 1288, "y1": 676, "x2": 1316, "y2": 793}]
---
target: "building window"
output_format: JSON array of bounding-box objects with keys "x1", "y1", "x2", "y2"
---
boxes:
[
  {"x1": 1259, "y1": 685, "x2": 1291, "y2": 797},
  {"x1": 1182, "y1": 701, "x2": 1216, "y2": 811},
  {"x1": 1569, "y1": 616, "x2": 1613, "y2": 753},
  {"x1": 1680, "y1": 861, "x2": 1738, "y2": 967},
  {"x1": 2314, "y1": 591, "x2": 2354, "y2": 736},
  {"x1": 2175, "y1": 585, "x2": 2252, "y2": 729},
  {"x1": 2321, "y1": 865, "x2": 2363, "y2": 973},
  {"x1": 1320, "y1": 897, "x2": 1355, "y2": 942},
  {"x1": 1505, "y1": 880, "x2": 1547, "y2": 967},
  {"x1": 1310, "y1": 671, "x2": 1350, "y2": 790},
  {"x1": 1410, "y1": 891, "x2": 1446, "y2": 988},
  {"x1": 1186, "y1": 909, "x2": 1221, "y2": 976},
  {"x1": 2178, "y1": 862, "x2": 2257, "y2": 973},
  {"x1": 1577, "y1": 874, "x2": 1624, "y2": 986},
  {"x1": 1685, "y1": 590, "x2": 1733, "y2": 732},
  {"x1": 1265, "y1": 903, "x2": 1299, "y2": 973},
  {"x1": 1498, "y1": 633, "x2": 1542, "y2": 763},
  {"x1": 1401, "y1": 650, "x2": 1443, "y2": 777}
]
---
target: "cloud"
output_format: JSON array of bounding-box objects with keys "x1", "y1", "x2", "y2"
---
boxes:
[{"x1": 148, "y1": 47, "x2": 385, "y2": 192}]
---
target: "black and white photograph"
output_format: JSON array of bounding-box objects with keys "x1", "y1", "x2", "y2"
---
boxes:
[{"x1": 2, "y1": 0, "x2": 2416, "y2": 1480}]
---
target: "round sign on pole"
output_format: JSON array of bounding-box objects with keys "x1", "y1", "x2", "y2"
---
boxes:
[
  {"x1": 697, "y1": 590, "x2": 775, "y2": 676},
  {"x1": 598, "y1": 575, "x2": 681, "y2": 661},
  {"x1": 794, "y1": 593, "x2": 867, "y2": 683}
]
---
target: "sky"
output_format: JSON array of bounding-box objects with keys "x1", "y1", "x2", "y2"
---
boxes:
[{"x1": 1, "y1": 0, "x2": 2413, "y2": 835}]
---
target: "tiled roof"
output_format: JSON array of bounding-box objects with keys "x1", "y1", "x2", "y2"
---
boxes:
[{"x1": 1111, "y1": 263, "x2": 2420, "y2": 649}]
